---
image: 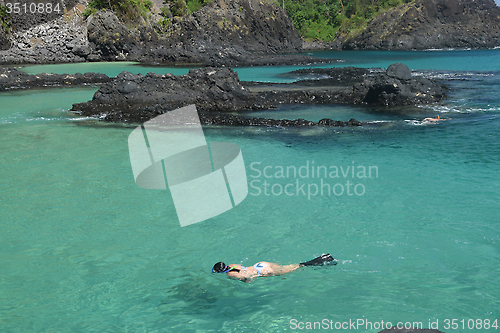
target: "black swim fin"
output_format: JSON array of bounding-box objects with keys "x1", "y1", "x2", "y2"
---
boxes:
[{"x1": 300, "y1": 253, "x2": 337, "y2": 266}]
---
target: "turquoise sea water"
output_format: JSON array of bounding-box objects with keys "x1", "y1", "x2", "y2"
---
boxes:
[{"x1": 1, "y1": 50, "x2": 499, "y2": 332}]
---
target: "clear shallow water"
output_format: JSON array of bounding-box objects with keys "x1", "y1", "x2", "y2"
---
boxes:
[
  {"x1": 237, "y1": 49, "x2": 500, "y2": 82},
  {"x1": 307, "y1": 49, "x2": 500, "y2": 72},
  {"x1": 15, "y1": 49, "x2": 500, "y2": 82},
  {"x1": 1, "y1": 50, "x2": 499, "y2": 332},
  {"x1": 17, "y1": 61, "x2": 190, "y2": 77}
]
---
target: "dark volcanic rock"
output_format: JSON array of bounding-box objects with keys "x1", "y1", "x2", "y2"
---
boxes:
[
  {"x1": 253, "y1": 65, "x2": 446, "y2": 107},
  {"x1": 82, "y1": 1, "x2": 318, "y2": 66},
  {"x1": 86, "y1": 11, "x2": 142, "y2": 61},
  {"x1": 0, "y1": 13, "x2": 89, "y2": 65},
  {"x1": 148, "y1": 0, "x2": 303, "y2": 66},
  {"x1": 0, "y1": 0, "x2": 320, "y2": 66},
  {"x1": 0, "y1": 29, "x2": 10, "y2": 50},
  {"x1": 357, "y1": 70, "x2": 447, "y2": 106},
  {"x1": 69, "y1": 67, "x2": 362, "y2": 126},
  {"x1": 198, "y1": 111, "x2": 361, "y2": 127},
  {"x1": 285, "y1": 67, "x2": 371, "y2": 86},
  {"x1": 0, "y1": 67, "x2": 110, "y2": 91},
  {"x1": 71, "y1": 67, "x2": 271, "y2": 123},
  {"x1": 387, "y1": 63, "x2": 412, "y2": 80},
  {"x1": 70, "y1": 64, "x2": 445, "y2": 125},
  {"x1": 7, "y1": 0, "x2": 64, "y2": 31},
  {"x1": 341, "y1": 0, "x2": 500, "y2": 50}
]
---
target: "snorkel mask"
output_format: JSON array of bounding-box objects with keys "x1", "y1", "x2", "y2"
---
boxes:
[{"x1": 212, "y1": 262, "x2": 237, "y2": 273}]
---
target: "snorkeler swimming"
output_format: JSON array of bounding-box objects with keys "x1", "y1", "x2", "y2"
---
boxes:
[
  {"x1": 212, "y1": 254, "x2": 337, "y2": 282},
  {"x1": 422, "y1": 115, "x2": 450, "y2": 123}
]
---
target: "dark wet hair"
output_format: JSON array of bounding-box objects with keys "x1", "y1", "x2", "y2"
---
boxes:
[
  {"x1": 212, "y1": 262, "x2": 240, "y2": 273},
  {"x1": 212, "y1": 262, "x2": 228, "y2": 273}
]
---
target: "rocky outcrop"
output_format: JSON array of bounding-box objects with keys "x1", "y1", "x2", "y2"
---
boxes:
[
  {"x1": 0, "y1": 27, "x2": 10, "y2": 50},
  {"x1": 0, "y1": 0, "x2": 329, "y2": 65},
  {"x1": 85, "y1": 11, "x2": 144, "y2": 62},
  {"x1": 69, "y1": 67, "x2": 361, "y2": 126},
  {"x1": 0, "y1": 15, "x2": 89, "y2": 64},
  {"x1": 356, "y1": 63, "x2": 447, "y2": 105},
  {"x1": 6, "y1": 0, "x2": 77, "y2": 31},
  {"x1": 253, "y1": 63, "x2": 447, "y2": 107},
  {"x1": 70, "y1": 67, "x2": 272, "y2": 123},
  {"x1": 1, "y1": 0, "x2": 499, "y2": 64},
  {"x1": 0, "y1": 67, "x2": 110, "y2": 90},
  {"x1": 143, "y1": 0, "x2": 303, "y2": 65},
  {"x1": 199, "y1": 113, "x2": 362, "y2": 127},
  {"x1": 341, "y1": 0, "x2": 500, "y2": 50},
  {"x1": 84, "y1": 0, "x2": 315, "y2": 66},
  {"x1": 70, "y1": 64, "x2": 446, "y2": 125}
]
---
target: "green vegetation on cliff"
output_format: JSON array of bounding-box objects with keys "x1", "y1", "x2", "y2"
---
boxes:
[
  {"x1": 0, "y1": 5, "x2": 10, "y2": 32},
  {"x1": 284, "y1": 0, "x2": 412, "y2": 41},
  {"x1": 83, "y1": 0, "x2": 153, "y2": 20},
  {"x1": 154, "y1": 0, "x2": 213, "y2": 33},
  {"x1": 80, "y1": 0, "x2": 411, "y2": 42},
  {"x1": 161, "y1": 0, "x2": 212, "y2": 17}
]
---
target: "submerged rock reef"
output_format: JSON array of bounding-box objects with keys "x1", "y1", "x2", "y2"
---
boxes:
[{"x1": 68, "y1": 63, "x2": 446, "y2": 126}]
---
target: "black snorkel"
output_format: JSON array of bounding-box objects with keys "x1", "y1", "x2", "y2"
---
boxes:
[{"x1": 212, "y1": 262, "x2": 240, "y2": 273}]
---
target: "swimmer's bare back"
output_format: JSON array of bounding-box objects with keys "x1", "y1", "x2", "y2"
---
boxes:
[
  {"x1": 422, "y1": 115, "x2": 451, "y2": 122},
  {"x1": 225, "y1": 262, "x2": 300, "y2": 282}
]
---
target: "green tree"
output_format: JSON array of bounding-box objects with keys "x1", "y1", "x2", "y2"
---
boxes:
[{"x1": 284, "y1": 0, "x2": 412, "y2": 41}]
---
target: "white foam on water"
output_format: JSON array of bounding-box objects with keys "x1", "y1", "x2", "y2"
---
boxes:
[
  {"x1": 423, "y1": 104, "x2": 500, "y2": 114},
  {"x1": 366, "y1": 120, "x2": 394, "y2": 124},
  {"x1": 68, "y1": 116, "x2": 101, "y2": 121},
  {"x1": 405, "y1": 120, "x2": 426, "y2": 126},
  {"x1": 413, "y1": 70, "x2": 496, "y2": 81}
]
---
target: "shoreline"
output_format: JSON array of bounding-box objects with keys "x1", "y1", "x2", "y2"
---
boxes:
[
  {"x1": 3, "y1": 47, "x2": 500, "y2": 77},
  {"x1": 4, "y1": 46, "x2": 500, "y2": 68},
  {"x1": 0, "y1": 53, "x2": 340, "y2": 68}
]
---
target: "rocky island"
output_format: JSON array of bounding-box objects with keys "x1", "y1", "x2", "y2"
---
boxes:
[{"x1": 66, "y1": 63, "x2": 446, "y2": 126}]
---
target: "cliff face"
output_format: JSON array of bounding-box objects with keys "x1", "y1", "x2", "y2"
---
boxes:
[
  {"x1": 160, "y1": 0, "x2": 302, "y2": 63},
  {"x1": 86, "y1": 0, "x2": 302, "y2": 65},
  {"x1": 0, "y1": 0, "x2": 302, "y2": 65},
  {"x1": 0, "y1": 28, "x2": 9, "y2": 50},
  {"x1": 341, "y1": 0, "x2": 500, "y2": 50},
  {"x1": 2, "y1": 0, "x2": 499, "y2": 64}
]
